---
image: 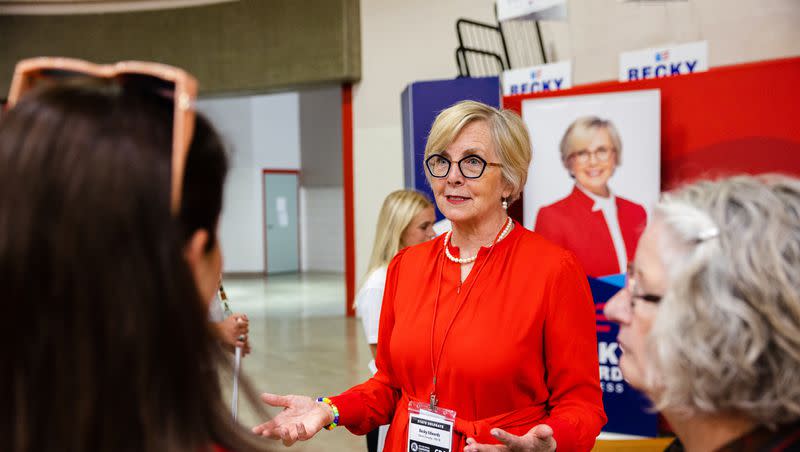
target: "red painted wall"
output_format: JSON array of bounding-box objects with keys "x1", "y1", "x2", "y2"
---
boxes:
[{"x1": 342, "y1": 84, "x2": 356, "y2": 317}]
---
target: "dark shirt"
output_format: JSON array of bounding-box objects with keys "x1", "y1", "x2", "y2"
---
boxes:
[{"x1": 665, "y1": 421, "x2": 800, "y2": 452}]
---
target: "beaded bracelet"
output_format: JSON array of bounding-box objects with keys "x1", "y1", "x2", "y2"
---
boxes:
[{"x1": 317, "y1": 397, "x2": 340, "y2": 430}]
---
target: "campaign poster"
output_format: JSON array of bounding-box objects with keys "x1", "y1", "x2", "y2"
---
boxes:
[
  {"x1": 522, "y1": 90, "x2": 660, "y2": 278},
  {"x1": 592, "y1": 277, "x2": 659, "y2": 437}
]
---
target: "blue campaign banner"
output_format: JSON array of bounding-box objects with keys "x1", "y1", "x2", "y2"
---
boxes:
[
  {"x1": 401, "y1": 77, "x2": 500, "y2": 220},
  {"x1": 590, "y1": 276, "x2": 659, "y2": 437}
]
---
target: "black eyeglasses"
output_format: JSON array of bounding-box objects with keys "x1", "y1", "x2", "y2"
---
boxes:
[
  {"x1": 425, "y1": 154, "x2": 502, "y2": 179},
  {"x1": 626, "y1": 263, "x2": 662, "y2": 306}
]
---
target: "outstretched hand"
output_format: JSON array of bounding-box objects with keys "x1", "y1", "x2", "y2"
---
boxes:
[
  {"x1": 464, "y1": 424, "x2": 556, "y2": 452},
  {"x1": 252, "y1": 393, "x2": 334, "y2": 446}
]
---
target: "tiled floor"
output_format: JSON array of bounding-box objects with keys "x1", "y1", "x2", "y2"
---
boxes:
[
  {"x1": 221, "y1": 272, "x2": 372, "y2": 451},
  {"x1": 223, "y1": 272, "x2": 348, "y2": 317}
]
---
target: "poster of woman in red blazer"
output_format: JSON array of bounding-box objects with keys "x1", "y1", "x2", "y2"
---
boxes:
[
  {"x1": 522, "y1": 91, "x2": 661, "y2": 277},
  {"x1": 536, "y1": 116, "x2": 646, "y2": 277}
]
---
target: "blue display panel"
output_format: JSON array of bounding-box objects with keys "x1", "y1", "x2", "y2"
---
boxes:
[{"x1": 590, "y1": 276, "x2": 659, "y2": 437}]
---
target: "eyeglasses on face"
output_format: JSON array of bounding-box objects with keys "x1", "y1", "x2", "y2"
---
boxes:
[
  {"x1": 6, "y1": 57, "x2": 197, "y2": 215},
  {"x1": 625, "y1": 263, "x2": 662, "y2": 308},
  {"x1": 569, "y1": 146, "x2": 615, "y2": 165},
  {"x1": 425, "y1": 154, "x2": 502, "y2": 179}
]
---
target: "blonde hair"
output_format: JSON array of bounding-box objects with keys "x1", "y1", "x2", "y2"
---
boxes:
[
  {"x1": 559, "y1": 116, "x2": 623, "y2": 167},
  {"x1": 366, "y1": 190, "x2": 433, "y2": 277},
  {"x1": 424, "y1": 100, "x2": 531, "y2": 204},
  {"x1": 647, "y1": 175, "x2": 800, "y2": 426}
]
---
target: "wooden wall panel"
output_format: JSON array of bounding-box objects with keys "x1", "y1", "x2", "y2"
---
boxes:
[{"x1": 0, "y1": 0, "x2": 360, "y2": 95}]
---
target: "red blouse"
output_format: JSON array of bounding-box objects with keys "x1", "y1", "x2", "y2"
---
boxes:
[{"x1": 331, "y1": 222, "x2": 606, "y2": 451}]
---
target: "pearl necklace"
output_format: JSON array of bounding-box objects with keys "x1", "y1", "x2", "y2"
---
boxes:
[{"x1": 443, "y1": 217, "x2": 514, "y2": 264}]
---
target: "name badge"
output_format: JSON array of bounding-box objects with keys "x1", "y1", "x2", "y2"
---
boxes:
[{"x1": 408, "y1": 400, "x2": 455, "y2": 452}]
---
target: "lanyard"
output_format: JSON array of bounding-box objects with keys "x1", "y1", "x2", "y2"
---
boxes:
[{"x1": 428, "y1": 218, "x2": 512, "y2": 411}]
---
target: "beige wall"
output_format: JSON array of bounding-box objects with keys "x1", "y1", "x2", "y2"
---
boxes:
[
  {"x1": 542, "y1": 0, "x2": 800, "y2": 84},
  {"x1": 352, "y1": 0, "x2": 800, "y2": 282}
]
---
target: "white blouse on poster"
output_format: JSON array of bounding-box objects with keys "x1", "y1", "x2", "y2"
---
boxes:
[{"x1": 576, "y1": 183, "x2": 628, "y2": 274}]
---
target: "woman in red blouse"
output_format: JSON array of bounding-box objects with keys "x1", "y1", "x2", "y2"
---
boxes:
[{"x1": 253, "y1": 101, "x2": 606, "y2": 451}]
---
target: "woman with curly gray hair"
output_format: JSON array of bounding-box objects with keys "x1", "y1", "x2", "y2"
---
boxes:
[{"x1": 604, "y1": 174, "x2": 800, "y2": 451}]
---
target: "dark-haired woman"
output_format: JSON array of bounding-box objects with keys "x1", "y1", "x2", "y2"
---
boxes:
[{"x1": 0, "y1": 59, "x2": 272, "y2": 452}]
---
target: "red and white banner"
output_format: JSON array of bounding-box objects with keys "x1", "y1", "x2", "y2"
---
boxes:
[
  {"x1": 619, "y1": 41, "x2": 709, "y2": 82},
  {"x1": 502, "y1": 61, "x2": 572, "y2": 96}
]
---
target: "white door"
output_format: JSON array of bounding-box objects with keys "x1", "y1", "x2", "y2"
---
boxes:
[{"x1": 263, "y1": 172, "x2": 299, "y2": 273}]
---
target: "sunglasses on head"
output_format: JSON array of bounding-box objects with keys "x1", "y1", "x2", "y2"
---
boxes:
[{"x1": 6, "y1": 57, "x2": 198, "y2": 215}]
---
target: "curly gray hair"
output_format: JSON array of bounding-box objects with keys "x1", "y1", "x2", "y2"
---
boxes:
[{"x1": 648, "y1": 174, "x2": 800, "y2": 426}]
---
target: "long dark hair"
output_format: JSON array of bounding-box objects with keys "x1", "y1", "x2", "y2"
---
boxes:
[
  {"x1": 0, "y1": 80, "x2": 271, "y2": 452},
  {"x1": 180, "y1": 112, "x2": 226, "y2": 250}
]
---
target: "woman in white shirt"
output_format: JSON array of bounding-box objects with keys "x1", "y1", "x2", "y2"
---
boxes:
[{"x1": 354, "y1": 189, "x2": 435, "y2": 452}]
